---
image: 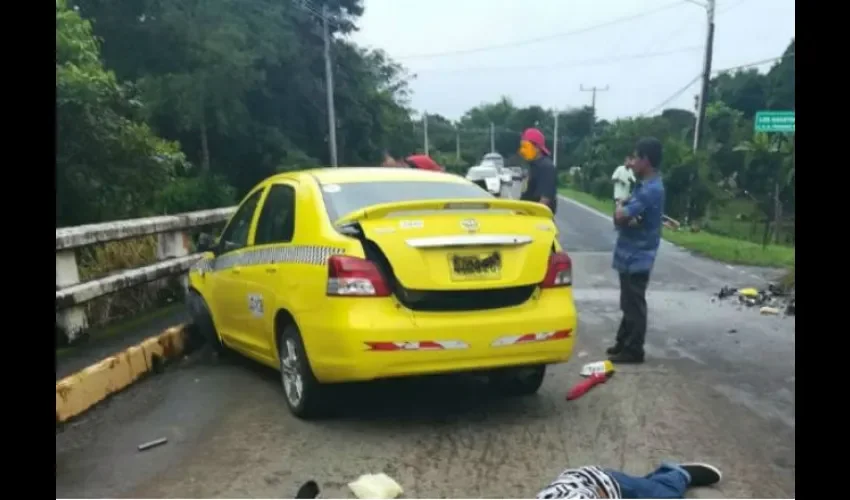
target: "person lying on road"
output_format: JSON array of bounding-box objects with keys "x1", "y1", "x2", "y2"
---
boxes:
[{"x1": 536, "y1": 461, "x2": 721, "y2": 499}]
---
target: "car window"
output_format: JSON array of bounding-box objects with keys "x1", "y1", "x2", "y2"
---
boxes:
[
  {"x1": 321, "y1": 181, "x2": 492, "y2": 221},
  {"x1": 219, "y1": 189, "x2": 263, "y2": 253},
  {"x1": 254, "y1": 184, "x2": 296, "y2": 245}
]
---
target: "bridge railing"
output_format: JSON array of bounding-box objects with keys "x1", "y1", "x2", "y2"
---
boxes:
[{"x1": 56, "y1": 207, "x2": 237, "y2": 343}]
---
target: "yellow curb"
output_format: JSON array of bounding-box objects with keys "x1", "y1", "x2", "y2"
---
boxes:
[{"x1": 56, "y1": 324, "x2": 189, "y2": 424}]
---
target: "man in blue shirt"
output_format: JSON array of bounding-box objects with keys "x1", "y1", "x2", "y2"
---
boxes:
[{"x1": 607, "y1": 138, "x2": 665, "y2": 364}]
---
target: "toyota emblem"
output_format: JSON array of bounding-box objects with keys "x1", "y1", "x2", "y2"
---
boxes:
[{"x1": 460, "y1": 218, "x2": 479, "y2": 232}]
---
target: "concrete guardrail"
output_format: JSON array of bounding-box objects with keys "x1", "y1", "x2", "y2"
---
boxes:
[{"x1": 56, "y1": 207, "x2": 236, "y2": 343}]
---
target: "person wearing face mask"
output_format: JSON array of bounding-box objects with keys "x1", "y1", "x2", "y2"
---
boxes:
[{"x1": 518, "y1": 128, "x2": 558, "y2": 215}]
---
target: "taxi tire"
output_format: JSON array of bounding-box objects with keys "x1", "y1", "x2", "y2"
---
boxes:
[
  {"x1": 187, "y1": 290, "x2": 225, "y2": 354},
  {"x1": 279, "y1": 325, "x2": 326, "y2": 419},
  {"x1": 490, "y1": 365, "x2": 546, "y2": 396}
]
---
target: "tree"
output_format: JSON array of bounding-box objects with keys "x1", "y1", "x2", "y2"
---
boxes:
[
  {"x1": 734, "y1": 133, "x2": 793, "y2": 244},
  {"x1": 56, "y1": 0, "x2": 185, "y2": 226}
]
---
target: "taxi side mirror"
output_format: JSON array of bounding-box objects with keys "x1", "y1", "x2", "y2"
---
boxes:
[{"x1": 197, "y1": 233, "x2": 216, "y2": 254}]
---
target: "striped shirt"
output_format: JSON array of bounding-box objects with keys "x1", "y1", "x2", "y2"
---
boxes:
[{"x1": 536, "y1": 466, "x2": 622, "y2": 499}]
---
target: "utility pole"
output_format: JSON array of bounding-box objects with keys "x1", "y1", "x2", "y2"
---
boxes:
[
  {"x1": 423, "y1": 112, "x2": 429, "y2": 155},
  {"x1": 455, "y1": 125, "x2": 461, "y2": 161},
  {"x1": 489, "y1": 122, "x2": 495, "y2": 153},
  {"x1": 553, "y1": 110, "x2": 559, "y2": 167},
  {"x1": 321, "y1": 5, "x2": 338, "y2": 167},
  {"x1": 684, "y1": 0, "x2": 716, "y2": 224},
  {"x1": 580, "y1": 85, "x2": 609, "y2": 117},
  {"x1": 692, "y1": 0, "x2": 716, "y2": 153}
]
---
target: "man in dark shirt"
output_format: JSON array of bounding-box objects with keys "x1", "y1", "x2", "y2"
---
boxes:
[
  {"x1": 518, "y1": 128, "x2": 558, "y2": 214},
  {"x1": 608, "y1": 137, "x2": 666, "y2": 364}
]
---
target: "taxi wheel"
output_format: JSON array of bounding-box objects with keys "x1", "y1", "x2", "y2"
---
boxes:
[
  {"x1": 187, "y1": 290, "x2": 225, "y2": 354},
  {"x1": 490, "y1": 365, "x2": 546, "y2": 396},
  {"x1": 278, "y1": 325, "x2": 326, "y2": 419}
]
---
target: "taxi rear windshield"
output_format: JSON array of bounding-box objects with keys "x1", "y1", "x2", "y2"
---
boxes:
[{"x1": 321, "y1": 181, "x2": 492, "y2": 221}]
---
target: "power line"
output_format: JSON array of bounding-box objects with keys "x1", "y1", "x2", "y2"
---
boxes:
[
  {"x1": 642, "y1": 75, "x2": 702, "y2": 116},
  {"x1": 713, "y1": 52, "x2": 794, "y2": 74},
  {"x1": 641, "y1": 51, "x2": 795, "y2": 116},
  {"x1": 395, "y1": 1, "x2": 686, "y2": 60},
  {"x1": 411, "y1": 46, "x2": 703, "y2": 75}
]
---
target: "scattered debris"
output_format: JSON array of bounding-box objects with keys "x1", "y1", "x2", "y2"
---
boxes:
[
  {"x1": 715, "y1": 283, "x2": 795, "y2": 316},
  {"x1": 577, "y1": 350, "x2": 589, "y2": 358},
  {"x1": 348, "y1": 473, "x2": 404, "y2": 499},
  {"x1": 567, "y1": 372, "x2": 611, "y2": 401},
  {"x1": 727, "y1": 329, "x2": 737, "y2": 334},
  {"x1": 137, "y1": 437, "x2": 168, "y2": 452},
  {"x1": 785, "y1": 299, "x2": 795, "y2": 316},
  {"x1": 579, "y1": 360, "x2": 615, "y2": 378}
]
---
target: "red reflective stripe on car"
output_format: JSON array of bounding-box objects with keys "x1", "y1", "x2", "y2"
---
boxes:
[
  {"x1": 364, "y1": 340, "x2": 469, "y2": 351},
  {"x1": 366, "y1": 342, "x2": 400, "y2": 351},
  {"x1": 550, "y1": 329, "x2": 572, "y2": 340},
  {"x1": 491, "y1": 330, "x2": 572, "y2": 347}
]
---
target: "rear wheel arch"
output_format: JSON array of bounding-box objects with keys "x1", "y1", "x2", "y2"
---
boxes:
[{"x1": 273, "y1": 308, "x2": 299, "y2": 358}]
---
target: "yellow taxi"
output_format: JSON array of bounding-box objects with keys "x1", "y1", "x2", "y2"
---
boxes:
[{"x1": 187, "y1": 167, "x2": 577, "y2": 418}]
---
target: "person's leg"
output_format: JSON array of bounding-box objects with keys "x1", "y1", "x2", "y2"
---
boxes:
[
  {"x1": 608, "y1": 273, "x2": 630, "y2": 355},
  {"x1": 605, "y1": 463, "x2": 690, "y2": 499},
  {"x1": 612, "y1": 271, "x2": 649, "y2": 361}
]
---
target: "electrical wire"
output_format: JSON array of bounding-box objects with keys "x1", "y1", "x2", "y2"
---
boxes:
[
  {"x1": 395, "y1": 1, "x2": 687, "y2": 60},
  {"x1": 642, "y1": 74, "x2": 702, "y2": 116},
  {"x1": 411, "y1": 46, "x2": 703, "y2": 75},
  {"x1": 713, "y1": 52, "x2": 794, "y2": 74},
  {"x1": 641, "y1": 51, "x2": 795, "y2": 116}
]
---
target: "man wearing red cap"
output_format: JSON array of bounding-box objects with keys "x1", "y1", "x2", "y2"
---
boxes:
[{"x1": 518, "y1": 128, "x2": 558, "y2": 215}]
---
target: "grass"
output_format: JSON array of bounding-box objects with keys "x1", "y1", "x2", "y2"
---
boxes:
[{"x1": 558, "y1": 187, "x2": 796, "y2": 268}]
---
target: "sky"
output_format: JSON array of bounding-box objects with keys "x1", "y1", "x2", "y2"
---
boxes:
[{"x1": 349, "y1": 0, "x2": 795, "y2": 121}]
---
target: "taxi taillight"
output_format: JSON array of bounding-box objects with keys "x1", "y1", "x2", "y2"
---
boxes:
[
  {"x1": 541, "y1": 251, "x2": 573, "y2": 288},
  {"x1": 326, "y1": 255, "x2": 391, "y2": 297}
]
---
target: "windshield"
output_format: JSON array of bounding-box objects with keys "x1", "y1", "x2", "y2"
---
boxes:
[
  {"x1": 321, "y1": 180, "x2": 493, "y2": 221},
  {"x1": 468, "y1": 166, "x2": 497, "y2": 176},
  {"x1": 482, "y1": 155, "x2": 504, "y2": 168}
]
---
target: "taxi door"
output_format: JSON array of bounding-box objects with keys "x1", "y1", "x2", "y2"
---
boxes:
[
  {"x1": 209, "y1": 187, "x2": 265, "y2": 351},
  {"x1": 238, "y1": 180, "x2": 300, "y2": 364}
]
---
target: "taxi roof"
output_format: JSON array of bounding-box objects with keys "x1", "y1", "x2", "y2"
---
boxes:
[{"x1": 268, "y1": 167, "x2": 469, "y2": 185}]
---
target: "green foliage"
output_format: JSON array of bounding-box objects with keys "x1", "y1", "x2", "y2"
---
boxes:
[
  {"x1": 153, "y1": 173, "x2": 235, "y2": 214},
  {"x1": 56, "y1": 0, "x2": 183, "y2": 226},
  {"x1": 56, "y1": 0, "x2": 794, "y2": 258}
]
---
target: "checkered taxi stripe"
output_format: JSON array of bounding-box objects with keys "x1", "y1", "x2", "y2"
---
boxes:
[{"x1": 191, "y1": 245, "x2": 345, "y2": 273}]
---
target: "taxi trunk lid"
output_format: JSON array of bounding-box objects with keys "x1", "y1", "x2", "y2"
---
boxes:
[{"x1": 336, "y1": 199, "x2": 558, "y2": 294}]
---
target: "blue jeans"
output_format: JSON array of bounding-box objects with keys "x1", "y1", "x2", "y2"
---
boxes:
[{"x1": 605, "y1": 462, "x2": 691, "y2": 499}]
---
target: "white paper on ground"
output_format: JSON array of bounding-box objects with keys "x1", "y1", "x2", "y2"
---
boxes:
[{"x1": 347, "y1": 473, "x2": 404, "y2": 499}]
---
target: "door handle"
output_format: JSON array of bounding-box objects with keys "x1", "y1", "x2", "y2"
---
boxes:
[
  {"x1": 231, "y1": 267, "x2": 242, "y2": 275},
  {"x1": 265, "y1": 267, "x2": 277, "y2": 274}
]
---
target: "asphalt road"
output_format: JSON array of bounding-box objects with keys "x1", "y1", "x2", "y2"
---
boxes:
[{"x1": 56, "y1": 182, "x2": 795, "y2": 498}]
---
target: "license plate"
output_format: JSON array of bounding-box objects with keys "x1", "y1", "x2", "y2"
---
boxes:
[{"x1": 448, "y1": 251, "x2": 502, "y2": 281}]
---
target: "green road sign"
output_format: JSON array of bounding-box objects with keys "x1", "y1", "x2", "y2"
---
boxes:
[{"x1": 755, "y1": 110, "x2": 795, "y2": 133}]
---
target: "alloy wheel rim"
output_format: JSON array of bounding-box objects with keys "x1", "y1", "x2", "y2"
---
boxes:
[{"x1": 280, "y1": 339, "x2": 304, "y2": 407}]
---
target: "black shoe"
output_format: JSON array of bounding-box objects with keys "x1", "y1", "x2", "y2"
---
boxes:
[
  {"x1": 680, "y1": 463, "x2": 722, "y2": 488},
  {"x1": 608, "y1": 351, "x2": 645, "y2": 364},
  {"x1": 295, "y1": 480, "x2": 320, "y2": 499},
  {"x1": 606, "y1": 344, "x2": 623, "y2": 356}
]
